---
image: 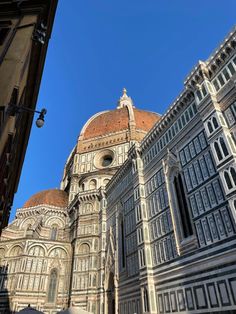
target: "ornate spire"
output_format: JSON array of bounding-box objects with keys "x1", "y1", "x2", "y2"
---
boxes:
[{"x1": 117, "y1": 88, "x2": 135, "y2": 109}]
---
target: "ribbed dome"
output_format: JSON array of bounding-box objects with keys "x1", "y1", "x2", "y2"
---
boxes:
[
  {"x1": 82, "y1": 107, "x2": 160, "y2": 140},
  {"x1": 76, "y1": 89, "x2": 161, "y2": 153},
  {"x1": 83, "y1": 107, "x2": 160, "y2": 140},
  {"x1": 23, "y1": 189, "x2": 68, "y2": 208}
]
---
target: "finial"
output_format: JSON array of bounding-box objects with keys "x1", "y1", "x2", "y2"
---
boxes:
[{"x1": 117, "y1": 87, "x2": 135, "y2": 108}]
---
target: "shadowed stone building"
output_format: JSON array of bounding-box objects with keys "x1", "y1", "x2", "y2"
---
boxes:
[
  {"x1": 1, "y1": 27, "x2": 236, "y2": 314},
  {"x1": 0, "y1": 0, "x2": 58, "y2": 233}
]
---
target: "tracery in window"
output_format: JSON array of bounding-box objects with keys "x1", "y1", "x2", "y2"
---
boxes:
[
  {"x1": 223, "y1": 167, "x2": 236, "y2": 191},
  {"x1": 206, "y1": 115, "x2": 220, "y2": 136},
  {"x1": 213, "y1": 137, "x2": 229, "y2": 162}
]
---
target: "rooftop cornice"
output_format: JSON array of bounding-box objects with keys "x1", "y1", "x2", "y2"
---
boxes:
[
  {"x1": 206, "y1": 26, "x2": 236, "y2": 65},
  {"x1": 185, "y1": 26, "x2": 236, "y2": 87},
  {"x1": 16, "y1": 204, "x2": 68, "y2": 219},
  {"x1": 184, "y1": 61, "x2": 209, "y2": 89},
  {"x1": 68, "y1": 190, "x2": 101, "y2": 209},
  {"x1": 140, "y1": 88, "x2": 194, "y2": 154},
  {"x1": 139, "y1": 27, "x2": 236, "y2": 155}
]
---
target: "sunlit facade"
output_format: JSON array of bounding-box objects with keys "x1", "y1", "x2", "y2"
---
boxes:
[{"x1": 1, "y1": 27, "x2": 236, "y2": 314}]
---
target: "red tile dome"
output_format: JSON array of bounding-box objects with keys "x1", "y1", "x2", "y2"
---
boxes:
[
  {"x1": 81, "y1": 107, "x2": 160, "y2": 140},
  {"x1": 23, "y1": 189, "x2": 68, "y2": 208},
  {"x1": 79, "y1": 89, "x2": 161, "y2": 142}
]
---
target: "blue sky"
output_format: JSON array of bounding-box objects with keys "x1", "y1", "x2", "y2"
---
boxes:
[{"x1": 10, "y1": 0, "x2": 236, "y2": 221}]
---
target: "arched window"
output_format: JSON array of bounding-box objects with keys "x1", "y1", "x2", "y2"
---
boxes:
[
  {"x1": 220, "y1": 137, "x2": 229, "y2": 157},
  {"x1": 224, "y1": 171, "x2": 233, "y2": 189},
  {"x1": 48, "y1": 269, "x2": 58, "y2": 303},
  {"x1": 79, "y1": 243, "x2": 90, "y2": 254},
  {"x1": 174, "y1": 174, "x2": 193, "y2": 238},
  {"x1": 212, "y1": 117, "x2": 219, "y2": 129},
  {"x1": 103, "y1": 178, "x2": 110, "y2": 186},
  {"x1": 89, "y1": 180, "x2": 96, "y2": 190},
  {"x1": 207, "y1": 121, "x2": 213, "y2": 134},
  {"x1": 230, "y1": 167, "x2": 236, "y2": 186},
  {"x1": 81, "y1": 183, "x2": 85, "y2": 191},
  {"x1": 50, "y1": 225, "x2": 58, "y2": 240},
  {"x1": 214, "y1": 142, "x2": 223, "y2": 161}
]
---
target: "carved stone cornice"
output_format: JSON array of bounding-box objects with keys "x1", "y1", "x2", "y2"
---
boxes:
[{"x1": 16, "y1": 205, "x2": 68, "y2": 219}]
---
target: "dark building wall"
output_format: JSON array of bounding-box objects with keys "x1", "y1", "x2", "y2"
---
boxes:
[{"x1": 0, "y1": 0, "x2": 58, "y2": 233}]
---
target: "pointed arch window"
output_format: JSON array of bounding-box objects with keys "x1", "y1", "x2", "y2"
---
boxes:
[
  {"x1": 174, "y1": 174, "x2": 193, "y2": 238},
  {"x1": 48, "y1": 269, "x2": 58, "y2": 303},
  {"x1": 212, "y1": 117, "x2": 219, "y2": 129},
  {"x1": 220, "y1": 137, "x2": 229, "y2": 157},
  {"x1": 208, "y1": 121, "x2": 213, "y2": 134},
  {"x1": 89, "y1": 179, "x2": 97, "y2": 190},
  {"x1": 79, "y1": 243, "x2": 90, "y2": 254},
  {"x1": 230, "y1": 167, "x2": 236, "y2": 185},
  {"x1": 224, "y1": 171, "x2": 232, "y2": 189},
  {"x1": 224, "y1": 167, "x2": 236, "y2": 192},
  {"x1": 213, "y1": 137, "x2": 230, "y2": 162},
  {"x1": 214, "y1": 142, "x2": 223, "y2": 161},
  {"x1": 223, "y1": 167, "x2": 236, "y2": 191}
]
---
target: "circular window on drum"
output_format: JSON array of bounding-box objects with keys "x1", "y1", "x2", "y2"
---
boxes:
[
  {"x1": 94, "y1": 149, "x2": 115, "y2": 169},
  {"x1": 102, "y1": 155, "x2": 113, "y2": 167}
]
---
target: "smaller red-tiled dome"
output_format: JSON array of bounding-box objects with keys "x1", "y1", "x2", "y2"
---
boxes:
[{"x1": 23, "y1": 189, "x2": 68, "y2": 208}]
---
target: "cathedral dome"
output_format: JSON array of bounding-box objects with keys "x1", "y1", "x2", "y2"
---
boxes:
[
  {"x1": 81, "y1": 107, "x2": 159, "y2": 140},
  {"x1": 23, "y1": 189, "x2": 68, "y2": 208},
  {"x1": 79, "y1": 88, "x2": 161, "y2": 142}
]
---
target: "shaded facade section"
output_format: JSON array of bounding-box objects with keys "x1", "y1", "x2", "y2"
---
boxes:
[
  {"x1": 0, "y1": 0, "x2": 58, "y2": 233},
  {"x1": 0, "y1": 192, "x2": 71, "y2": 313}
]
